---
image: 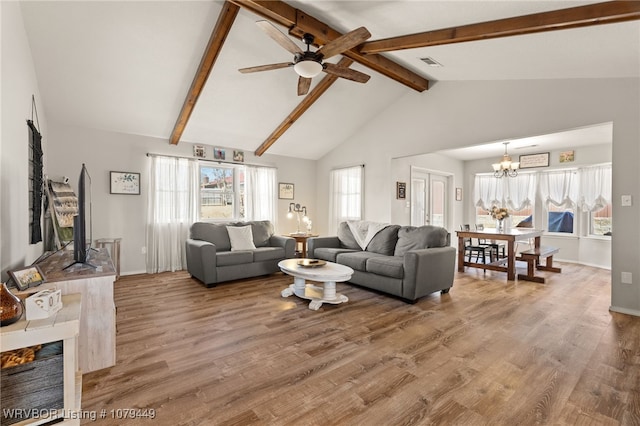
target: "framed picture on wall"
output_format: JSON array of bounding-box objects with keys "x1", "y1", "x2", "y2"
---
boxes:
[
  {"x1": 456, "y1": 187, "x2": 463, "y2": 201},
  {"x1": 519, "y1": 152, "x2": 550, "y2": 169},
  {"x1": 396, "y1": 182, "x2": 406, "y2": 199},
  {"x1": 110, "y1": 171, "x2": 140, "y2": 195},
  {"x1": 279, "y1": 183, "x2": 294, "y2": 199}
]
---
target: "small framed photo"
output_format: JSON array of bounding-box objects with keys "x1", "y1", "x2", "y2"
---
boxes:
[
  {"x1": 396, "y1": 182, "x2": 406, "y2": 199},
  {"x1": 193, "y1": 145, "x2": 206, "y2": 158},
  {"x1": 9, "y1": 265, "x2": 46, "y2": 291},
  {"x1": 279, "y1": 183, "x2": 294, "y2": 199},
  {"x1": 233, "y1": 150, "x2": 245, "y2": 162},
  {"x1": 519, "y1": 152, "x2": 550, "y2": 169},
  {"x1": 455, "y1": 187, "x2": 463, "y2": 201},
  {"x1": 110, "y1": 171, "x2": 140, "y2": 195},
  {"x1": 214, "y1": 148, "x2": 226, "y2": 160},
  {"x1": 559, "y1": 150, "x2": 575, "y2": 163}
]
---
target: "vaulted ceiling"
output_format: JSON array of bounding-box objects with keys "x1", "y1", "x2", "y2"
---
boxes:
[{"x1": 20, "y1": 1, "x2": 640, "y2": 160}]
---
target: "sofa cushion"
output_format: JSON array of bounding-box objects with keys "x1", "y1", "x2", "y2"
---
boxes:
[
  {"x1": 337, "y1": 222, "x2": 360, "y2": 250},
  {"x1": 191, "y1": 222, "x2": 231, "y2": 251},
  {"x1": 217, "y1": 251, "x2": 253, "y2": 266},
  {"x1": 394, "y1": 225, "x2": 450, "y2": 256},
  {"x1": 248, "y1": 220, "x2": 274, "y2": 247},
  {"x1": 314, "y1": 248, "x2": 359, "y2": 263},
  {"x1": 365, "y1": 225, "x2": 400, "y2": 255},
  {"x1": 253, "y1": 247, "x2": 285, "y2": 262},
  {"x1": 336, "y1": 251, "x2": 386, "y2": 272},
  {"x1": 227, "y1": 225, "x2": 257, "y2": 251},
  {"x1": 366, "y1": 256, "x2": 404, "y2": 279}
]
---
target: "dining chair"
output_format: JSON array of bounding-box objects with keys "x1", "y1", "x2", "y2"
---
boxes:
[
  {"x1": 460, "y1": 225, "x2": 491, "y2": 263},
  {"x1": 476, "y1": 224, "x2": 506, "y2": 260}
]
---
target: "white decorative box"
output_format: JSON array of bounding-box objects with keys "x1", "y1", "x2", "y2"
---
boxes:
[{"x1": 25, "y1": 289, "x2": 63, "y2": 320}]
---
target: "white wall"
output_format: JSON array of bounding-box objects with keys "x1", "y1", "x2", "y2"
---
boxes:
[
  {"x1": 1, "y1": 2, "x2": 49, "y2": 281},
  {"x1": 46, "y1": 123, "x2": 316, "y2": 275},
  {"x1": 316, "y1": 79, "x2": 639, "y2": 316}
]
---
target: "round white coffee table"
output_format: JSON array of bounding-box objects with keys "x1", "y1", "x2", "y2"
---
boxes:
[{"x1": 278, "y1": 259, "x2": 354, "y2": 310}]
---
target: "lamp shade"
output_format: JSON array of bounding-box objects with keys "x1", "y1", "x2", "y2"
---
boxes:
[{"x1": 294, "y1": 60, "x2": 322, "y2": 78}]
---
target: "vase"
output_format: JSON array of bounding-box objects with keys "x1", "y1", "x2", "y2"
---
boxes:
[
  {"x1": 1, "y1": 282, "x2": 24, "y2": 326},
  {"x1": 496, "y1": 219, "x2": 505, "y2": 233}
]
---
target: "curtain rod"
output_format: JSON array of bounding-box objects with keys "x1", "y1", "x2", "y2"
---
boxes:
[{"x1": 146, "y1": 152, "x2": 276, "y2": 169}]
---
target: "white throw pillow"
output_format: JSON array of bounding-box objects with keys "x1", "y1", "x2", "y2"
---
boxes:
[{"x1": 226, "y1": 225, "x2": 256, "y2": 251}]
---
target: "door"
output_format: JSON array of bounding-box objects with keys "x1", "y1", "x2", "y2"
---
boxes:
[{"x1": 411, "y1": 169, "x2": 449, "y2": 228}]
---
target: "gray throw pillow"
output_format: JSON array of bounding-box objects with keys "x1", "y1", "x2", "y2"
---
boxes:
[
  {"x1": 337, "y1": 222, "x2": 360, "y2": 250},
  {"x1": 249, "y1": 221, "x2": 273, "y2": 247},
  {"x1": 394, "y1": 226, "x2": 450, "y2": 256},
  {"x1": 366, "y1": 225, "x2": 400, "y2": 255}
]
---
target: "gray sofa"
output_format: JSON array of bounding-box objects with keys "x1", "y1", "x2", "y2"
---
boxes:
[
  {"x1": 307, "y1": 222, "x2": 456, "y2": 302},
  {"x1": 186, "y1": 221, "x2": 295, "y2": 287}
]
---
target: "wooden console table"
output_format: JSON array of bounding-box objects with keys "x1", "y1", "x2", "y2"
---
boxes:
[
  {"x1": 20, "y1": 249, "x2": 116, "y2": 373},
  {"x1": 1, "y1": 294, "x2": 81, "y2": 426}
]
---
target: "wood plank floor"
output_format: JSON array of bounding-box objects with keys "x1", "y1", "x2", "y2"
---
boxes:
[{"x1": 81, "y1": 263, "x2": 640, "y2": 425}]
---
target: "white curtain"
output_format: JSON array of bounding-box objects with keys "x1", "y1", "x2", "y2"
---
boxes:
[
  {"x1": 329, "y1": 165, "x2": 363, "y2": 235},
  {"x1": 146, "y1": 155, "x2": 199, "y2": 273},
  {"x1": 539, "y1": 169, "x2": 579, "y2": 207},
  {"x1": 580, "y1": 164, "x2": 612, "y2": 211},
  {"x1": 245, "y1": 166, "x2": 278, "y2": 227},
  {"x1": 504, "y1": 172, "x2": 537, "y2": 211},
  {"x1": 474, "y1": 174, "x2": 503, "y2": 210},
  {"x1": 474, "y1": 172, "x2": 536, "y2": 211}
]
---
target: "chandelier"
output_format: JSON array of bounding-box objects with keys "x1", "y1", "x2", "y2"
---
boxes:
[{"x1": 492, "y1": 142, "x2": 519, "y2": 178}]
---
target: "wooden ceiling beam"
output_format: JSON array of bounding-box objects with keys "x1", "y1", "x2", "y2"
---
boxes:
[
  {"x1": 230, "y1": 0, "x2": 429, "y2": 92},
  {"x1": 360, "y1": 1, "x2": 640, "y2": 54},
  {"x1": 169, "y1": 1, "x2": 239, "y2": 145},
  {"x1": 254, "y1": 57, "x2": 353, "y2": 157},
  {"x1": 228, "y1": 0, "x2": 296, "y2": 28}
]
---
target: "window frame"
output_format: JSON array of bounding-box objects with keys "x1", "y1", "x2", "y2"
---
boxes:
[{"x1": 198, "y1": 163, "x2": 245, "y2": 222}]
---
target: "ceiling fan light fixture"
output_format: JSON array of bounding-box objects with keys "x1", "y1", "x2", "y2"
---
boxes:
[{"x1": 294, "y1": 60, "x2": 322, "y2": 78}]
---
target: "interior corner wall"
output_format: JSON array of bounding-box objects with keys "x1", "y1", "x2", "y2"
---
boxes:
[
  {"x1": 45, "y1": 123, "x2": 316, "y2": 276},
  {"x1": 1, "y1": 2, "x2": 49, "y2": 281},
  {"x1": 316, "y1": 78, "x2": 640, "y2": 316}
]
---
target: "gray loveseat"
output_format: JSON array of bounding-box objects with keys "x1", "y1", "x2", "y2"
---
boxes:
[
  {"x1": 186, "y1": 221, "x2": 295, "y2": 287},
  {"x1": 307, "y1": 222, "x2": 456, "y2": 302}
]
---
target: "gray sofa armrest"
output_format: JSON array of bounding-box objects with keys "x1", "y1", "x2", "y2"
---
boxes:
[
  {"x1": 306, "y1": 236, "x2": 340, "y2": 258},
  {"x1": 269, "y1": 235, "x2": 296, "y2": 258},
  {"x1": 402, "y1": 246, "x2": 456, "y2": 300},
  {"x1": 185, "y1": 238, "x2": 217, "y2": 286}
]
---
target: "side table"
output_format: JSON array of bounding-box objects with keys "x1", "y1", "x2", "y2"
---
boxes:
[
  {"x1": 94, "y1": 237, "x2": 121, "y2": 279},
  {"x1": 287, "y1": 233, "x2": 318, "y2": 258}
]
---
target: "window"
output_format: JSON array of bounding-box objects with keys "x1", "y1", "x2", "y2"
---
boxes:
[
  {"x1": 329, "y1": 166, "x2": 363, "y2": 234},
  {"x1": 473, "y1": 173, "x2": 536, "y2": 227},
  {"x1": 590, "y1": 203, "x2": 612, "y2": 236},
  {"x1": 546, "y1": 203, "x2": 575, "y2": 234},
  {"x1": 199, "y1": 165, "x2": 244, "y2": 220},
  {"x1": 539, "y1": 170, "x2": 578, "y2": 234}
]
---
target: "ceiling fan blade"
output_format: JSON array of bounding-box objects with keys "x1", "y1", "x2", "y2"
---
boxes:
[
  {"x1": 256, "y1": 20, "x2": 303, "y2": 56},
  {"x1": 239, "y1": 62, "x2": 293, "y2": 74},
  {"x1": 297, "y1": 76, "x2": 311, "y2": 96},
  {"x1": 323, "y1": 63, "x2": 370, "y2": 83},
  {"x1": 317, "y1": 27, "x2": 371, "y2": 60}
]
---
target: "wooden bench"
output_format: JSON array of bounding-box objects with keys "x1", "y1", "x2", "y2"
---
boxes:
[{"x1": 516, "y1": 246, "x2": 562, "y2": 283}]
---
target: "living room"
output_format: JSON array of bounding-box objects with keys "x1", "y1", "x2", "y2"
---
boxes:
[{"x1": 2, "y1": 1, "x2": 639, "y2": 424}]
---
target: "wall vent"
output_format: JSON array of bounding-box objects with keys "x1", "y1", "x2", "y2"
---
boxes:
[{"x1": 420, "y1": 57, "x2": 443, "y2": 67}]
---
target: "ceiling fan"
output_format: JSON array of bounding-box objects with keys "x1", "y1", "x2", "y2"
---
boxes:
[{"x1": 239, "y1": 20, "x2": 372, "y2": 96}]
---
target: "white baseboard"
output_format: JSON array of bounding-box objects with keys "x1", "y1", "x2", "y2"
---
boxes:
[
  {"x1": 609, "y1": 305, "x2": 640, "y2": 317},
  {"x1": 555, "y1": 258, "x2": 611, "y2": 270}
]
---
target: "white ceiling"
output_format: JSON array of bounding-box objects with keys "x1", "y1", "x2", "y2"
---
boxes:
[{"x1": 20, "y1": 1, "x2": 639, "y2": 160}]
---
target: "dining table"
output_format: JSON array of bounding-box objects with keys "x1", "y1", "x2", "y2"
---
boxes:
[{"x1": 456, "y1": 227, "x2": 544, "y2": 280}]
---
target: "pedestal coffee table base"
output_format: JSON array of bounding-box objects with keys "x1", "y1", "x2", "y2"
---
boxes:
[
  {"x1": 278, "y1": 259, "x2": 354, "y2": 311},
  {"x1": 281, "y1": 277, "x2": 349, "y2": 310}
]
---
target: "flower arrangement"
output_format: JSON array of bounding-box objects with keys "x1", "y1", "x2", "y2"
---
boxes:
[{"x1": 490, "y1": 206, "x2": 509, "y2": 220}]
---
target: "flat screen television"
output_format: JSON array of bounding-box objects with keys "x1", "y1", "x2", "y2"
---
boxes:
[{"x1": 65, "y1": 163, "x2": 94, "y2": 269}]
